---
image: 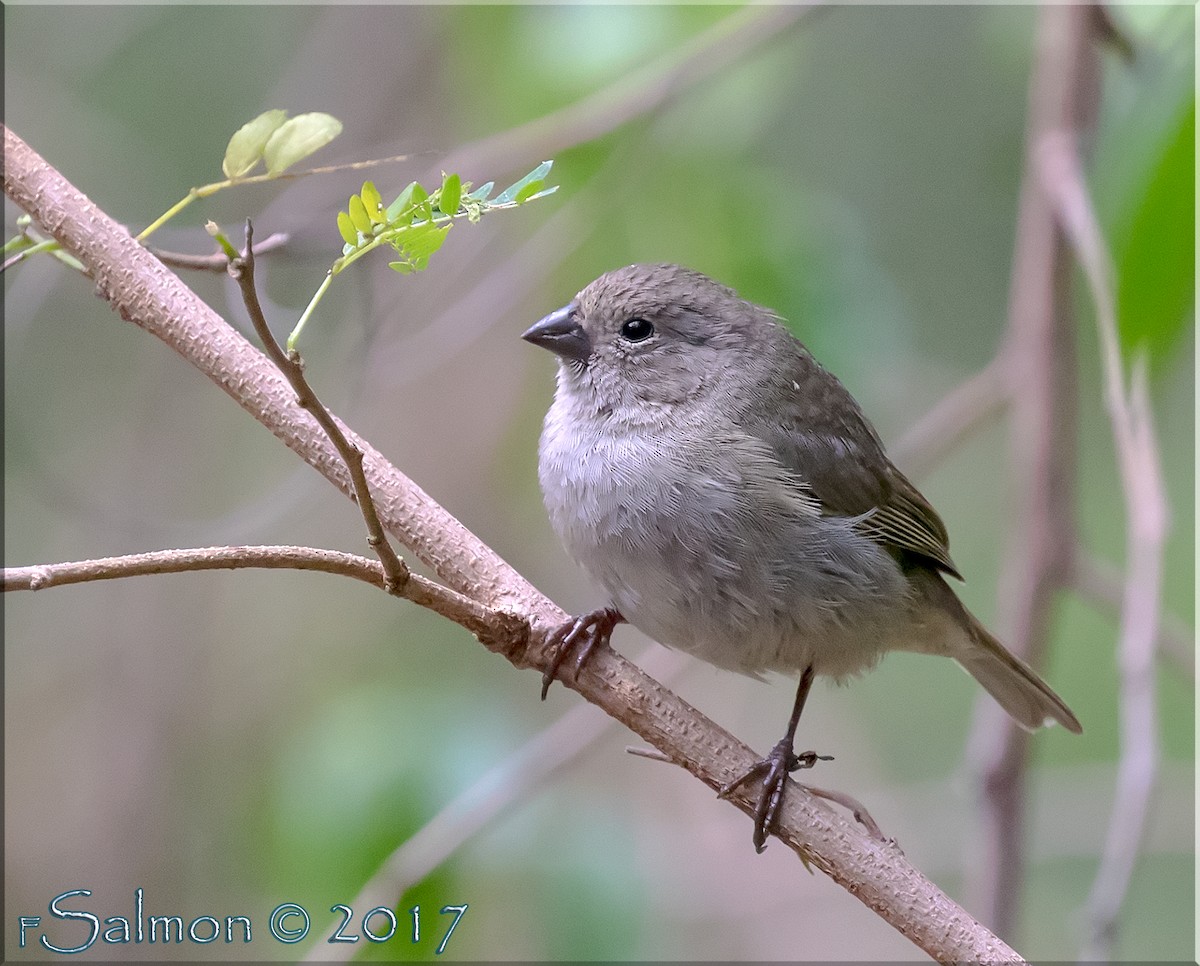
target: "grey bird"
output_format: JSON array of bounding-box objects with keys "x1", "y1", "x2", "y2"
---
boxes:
[{"x1": 522, "y1": 263, "x2": 1081, "y2": 852}]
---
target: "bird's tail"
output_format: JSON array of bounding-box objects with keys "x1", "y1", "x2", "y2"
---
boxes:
[
  {"x1": 909, "y1": 570, "x2": 1082, "y2": 734},
  {"x1": 955, "y1": 611, "x2": 1082, "y2": 734}
]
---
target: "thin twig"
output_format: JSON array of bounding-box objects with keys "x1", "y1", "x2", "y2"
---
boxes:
[
  {"x1": 805, "y1": 785, "x2": 887, "y2": 843},
  {"x1": 2, "y1": 243, "x2": 38, "y2": 272},
  {"x1": 231, "y1": 220, "x2": 410, "y2": 596},
  {"x1": 152, "y1": 231, "x2": 289, "y2": 272},
  {"x1": 626, "y1": 745, "x2": 674, "y2": 763},
  {"x1": 0, "y1": 546, "x2": 513, "y2": 646},
  {"x1": 2, "y1": 545, "x2": 383, "y2": 590},
  {"x1": 2, "y1": 234, "x2": 85, "y2": 273},
  {"x1": 4, "y1": 228, "x2": 289, "y2": 275},
  {"x1": 1038, "y1": 128, "x2": 1168, "y2": 964},
  {"x1": 136, "y1": 152, "x2": 433, "y2": 241}
]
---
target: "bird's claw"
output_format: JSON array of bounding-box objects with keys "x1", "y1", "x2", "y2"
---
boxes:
[
  {"x1": 719, "y1": 738, "x2": 833, "y2": 853},
  {"x1": 540, "y1": 606, "x2": 623, "y2": 700}
]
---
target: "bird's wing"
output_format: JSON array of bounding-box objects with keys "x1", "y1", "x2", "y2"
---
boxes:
[{"x1": 755, "y1": 348, "x2": 961, "y2": 579}]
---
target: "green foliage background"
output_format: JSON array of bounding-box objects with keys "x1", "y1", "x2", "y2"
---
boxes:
[{"x1": 4, "y1": 5, "x2": 1193, "y2": 962}]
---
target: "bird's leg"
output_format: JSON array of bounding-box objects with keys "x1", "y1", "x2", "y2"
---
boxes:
[
  {"x1": 719, "y1": 665, "x2": 832, "y2": 852},
  {"x1": 540, "y1": 606, "x2": 624, "y2": 700}
]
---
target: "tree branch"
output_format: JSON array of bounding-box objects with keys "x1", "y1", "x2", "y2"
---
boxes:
[
  {"x1": 3, "y1": 545, "x2": 383, "y2": 589},
  {"x1": 151, "y1": 230, "x2": 289, "y2": 272},
  {"x1": 439, "y1": 4, "x2": 818, "y2": 179},
  {"x1": 1, "y1": 546, "x2": 509, "y2": 644},
  {"x1": 1070, "y1": 552, "x2": 1193, "y2": 679},
  {"x1": 4, "y1": 122, "x2": 1025, "y2": 960},
  {"x1": 963, "y1": 2, "x2": 1100, "y2": 935},
  {"x1": 230, "y1": 219, "x2": 410, "y2": 595},
  {"x1": 304, "y1": 645, "x2": 688, "y2": 965},
  {"x1": 890, "y1": 347, "x2": 1013, "y2": 476},
  {"x1": 1037, "y1": 127, "x2": 1168, "y2": 963}
]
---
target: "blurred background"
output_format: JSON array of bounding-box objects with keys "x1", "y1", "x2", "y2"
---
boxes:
[{"x1": 4, "y1": 5, "x2": 1193, "y2": 961}]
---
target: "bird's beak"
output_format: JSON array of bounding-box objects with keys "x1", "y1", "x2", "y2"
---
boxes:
[{"x1": 521, "y1": 302, "x2": 591, "y2": 362}]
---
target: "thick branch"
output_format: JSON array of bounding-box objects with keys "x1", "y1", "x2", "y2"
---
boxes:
[{"x1": 5, "y1": 123, "x2": 1023, "y2": 961}]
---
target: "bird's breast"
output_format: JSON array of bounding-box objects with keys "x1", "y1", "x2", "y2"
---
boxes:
[{"x1": 537, "y1": 400, "x2": 908, "y2": 677}]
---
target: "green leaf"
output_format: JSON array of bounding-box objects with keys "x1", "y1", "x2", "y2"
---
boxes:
[
  {"x1": 1114, "y1": 99, "x2": 1194, "y2": 358},
  {"x1": 387, "y1": 221, "x2": 452, "y2": 275},
  {"x1": 514, "y1": 179, "x2": 545, "y2": 204},
  {"x1": 465, "y1": 181, "x2": 494, "y2": 202},
  {"x1": 222, "y1": 109, "x2": 288, "y2": 179},
  {"x1": 263, "y1": 112, "x2": 343, "y2": 176},
  {"x1": 348, "y1": 195, "x2": 374, "y2": 235},
  {"x1": 393, "y1": 222, "x2": 451, "y2": 260},
  {"x1": 336, "y1": 211, "x2": 358, "y2": 247},
  {"x1": 439, "y1": 173, "x2": 462, "y2": 216},
  {"x1": 386, "y1": 182, "x2": 419, "y2": 222},
  {"x1": 360, "y1": 181, "x2": 384, "y2": 223},
  {"x1": 494, "y1": 160, "x2": 553, "y2": 204},
  {"x1": 388, "y1": 261, "x2": 414, "y2": 274},
  {"x1": 409, "y1": 183, "x2": 431, "y2": 222},
  {"x1": 405, "y1": 223, "x2": 451, "y2": 260}
]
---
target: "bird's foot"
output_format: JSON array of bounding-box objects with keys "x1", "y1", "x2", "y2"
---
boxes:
[
  {"x1": 540, "y1": 606, "x2": 623, "y2": 700},
  {"x1": 719, "y1": 738, "x2": 833, "y2": 853}
]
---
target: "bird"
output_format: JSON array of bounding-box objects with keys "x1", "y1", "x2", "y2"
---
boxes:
[{"x1": 522, "y1": 262, "x2": 1081, "y2": 852}]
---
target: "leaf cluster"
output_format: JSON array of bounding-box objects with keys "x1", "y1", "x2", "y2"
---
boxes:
[
  {"x1": 5, "y1": 104, "x2": 558, "y2": 354},
  {"x1": 222, "y1": 109, "x2": 344, "y2": 179},
  {"x1": 333, "y1": 161, "x2": 557, "y2": 276},
  {"x1": 289, "y1": 161, "x2": 556, "y2": 349}
]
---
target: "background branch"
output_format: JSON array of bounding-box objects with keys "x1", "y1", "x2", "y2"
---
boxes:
[
  {"x1": 891, "y1": 348, "x2": 1013, "y2": 476},
  {"x1": 305, "y1": 645, "x2": 689, "y2": 965},
  {"x1": 1071, "y1": 553, "x2": 1193, "y2": 679},
  {"x1": 962, "y1": 2, "x2": 1100, "y2": 935},
  {"x1": 1038, "y1": 127, "x2": 1168, "y2": 964},
  {"x1": 4, "y1": 122, "x2": 1025, "y2": 963},
  {"x1": 438, "y1": 4, "x2": 818, "y2": 179}
]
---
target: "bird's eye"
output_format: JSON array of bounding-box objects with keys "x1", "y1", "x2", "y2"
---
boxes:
[{"x1": 620, "y1": 318, "x2": 654, "y2": 342}]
